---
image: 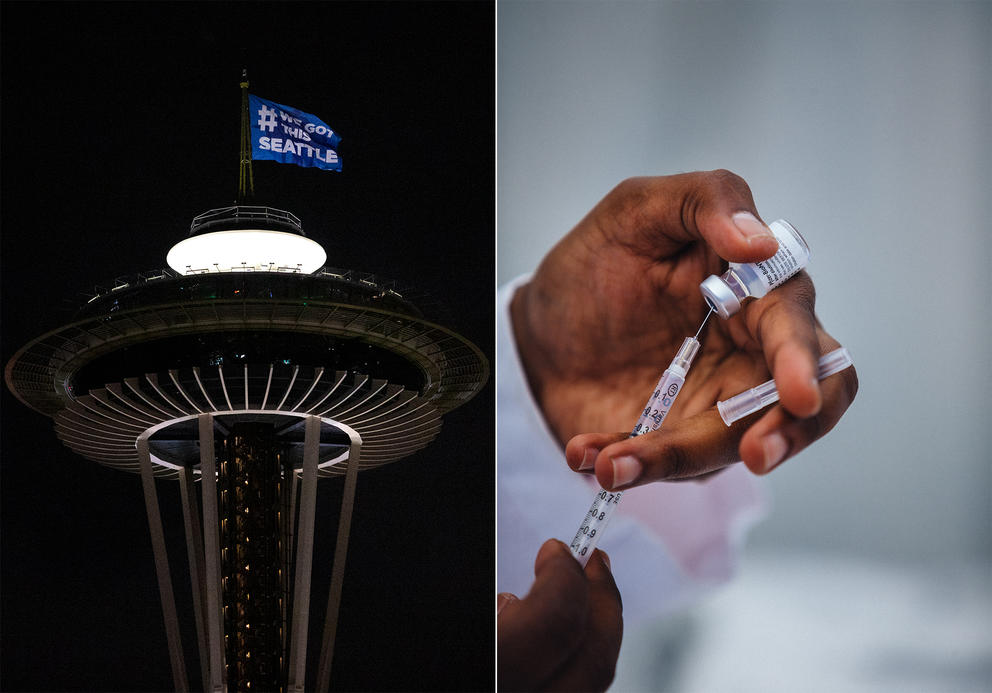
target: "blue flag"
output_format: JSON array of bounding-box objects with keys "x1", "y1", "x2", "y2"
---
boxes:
[{"x1": 249, "y1": 94, "x2": 341, "y2": 171}]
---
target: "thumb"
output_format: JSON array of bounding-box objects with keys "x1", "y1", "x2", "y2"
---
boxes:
[
  {"x1": 568, "y1": 410, "x2": 743, "y2": 489},
  {"x1": 603, "y1": 170, "x2": 779, "y2": 264}
]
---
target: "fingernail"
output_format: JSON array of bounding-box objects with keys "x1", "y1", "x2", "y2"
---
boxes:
[
  {"x1": 611, "y1": 455, "x2": 642, "y2": 488},
  {"x1": 732, "y1": 211, "x2": 774, "y2": 243},
  {"x1": 497, "y1": 593, "x2": 517, "y2": 615},
  {"x1": 762, "y1": 432, "x2": 789, "y2": 472},
  {"x1": 578, "y1": 447, "x2": 599, "y2": 471},
  {"x1": 599, "y1": 551, "x2": 611, "y2": 570}
]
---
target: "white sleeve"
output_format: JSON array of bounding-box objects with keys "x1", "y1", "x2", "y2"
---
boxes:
[{"x1": 497, "y1": 277, "x2": 768, "y2": 624}]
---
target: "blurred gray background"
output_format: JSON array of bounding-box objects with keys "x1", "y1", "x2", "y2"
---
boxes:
[{"x1": 498, "y1": 1, "x2": 991, "y2": 691}]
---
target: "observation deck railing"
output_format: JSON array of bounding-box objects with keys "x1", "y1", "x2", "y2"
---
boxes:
[
  {"x1": 84, "y1": 267, "x2": 409, "y2": 301},
  {"x1": 75, "y1": 266, "x2": 455, "y2": 323},
  {"x1": 188, "y1": 206, "x2": 305, "y2": 237}
]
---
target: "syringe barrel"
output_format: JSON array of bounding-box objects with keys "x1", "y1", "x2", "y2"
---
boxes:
[
  {"x1": 570, "y1": 337, "x2": 701, "y2": 564},
  {"x1": 629, "y1": 338, "x2": 698, "y2": 437},
  {"x1": 570, "y1": 489, "x2": 623, "y2": 568}
]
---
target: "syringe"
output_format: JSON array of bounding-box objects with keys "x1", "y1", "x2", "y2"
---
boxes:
[
  {"x1": 568, "y1": 313, "x2": 710, "y2": 567},
  {"x1": 717, "y1": 347, "x2": 853, "y2": 425}
]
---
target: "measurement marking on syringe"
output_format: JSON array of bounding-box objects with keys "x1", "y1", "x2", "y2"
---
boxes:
[
  {"x1": 572, "y1": 490, "x2": 622, "y2": 558},
  {"x1": 568, "y1": 331, "x2": 704, "y2": 567}
]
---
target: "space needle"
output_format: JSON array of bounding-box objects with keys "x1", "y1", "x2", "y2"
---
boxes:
[{"x1": 4, "y1": 74, "x2": 488, "y2": 692}]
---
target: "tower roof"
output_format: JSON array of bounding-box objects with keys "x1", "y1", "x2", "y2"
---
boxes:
[{"x1": 168, "y1": 206, "x2": 324, "y2": 274}]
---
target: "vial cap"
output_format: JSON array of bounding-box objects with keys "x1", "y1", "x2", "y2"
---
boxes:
[{"x1": 700, "y1": 274, "x2": 741, "y2": 319}]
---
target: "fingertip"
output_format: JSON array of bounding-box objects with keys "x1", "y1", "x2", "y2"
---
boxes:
[
  {"x1": 565, "y1": 436, "x2": 600, "y2": 472},
  {"x1": 593, "y1": 452, "x2": 643, "y2": 491},
  {"x1": 738, "y1": 431, "x2": 766, "y2": 473},
  {"x1": 569, "y1": 433, "x2": 626, "y2": 472},
  {"x1": 564, "y1": 437, "x2": 585, "y2": 471},
  {"x1": 598, "y1": 550, "x2": 611, "y2": 571},
  {"x1": 760, "y1": 431, "x2": 789, "y2": 473},
  {"x1": 731, "y1": 211, "x2": 779, "y2": 256},
  {"x1": 700, "y1": 211, "x2": 778, "y2": 264},
  {"x1": 774, "y1": 343, "x2": 822, "y2": 418},
  {"x1": 746, "y1": 233, "x2": 781, "y2": 261},
  {"x1": 740, "y1": 436, "x2": 788, "y2": 475},
  {"x1": 594, "y1": 458, "x2": 613, "y2": 490},
  {"x1": 739, "y1": 408, "x2": 786, "y2": 473},
  {"x1": 542, "y1": 537, "x2": 569, "y2": 555},
  {"x1": 780, "y1": 379, "x2": 822, "y2": 419},
  {"x1": 588, "y1": 433, "x2": 647, "y2": 490},
  {"x1": 497, "y1": 592, "x2": 518, "y2": 615},
  {"x1": 533, "y1": 539, "x2": 570, "y2": 577},
  {"x1": 612, "y1": 455, "x2": 642, "y2": 489},
  {"x1": 582, "y1": 550, "x2": 614, "y2": 581}
]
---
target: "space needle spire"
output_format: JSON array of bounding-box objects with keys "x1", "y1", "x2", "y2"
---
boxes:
[{"x1": 238, "y1": 69, "x2": 255, "y2": 204}]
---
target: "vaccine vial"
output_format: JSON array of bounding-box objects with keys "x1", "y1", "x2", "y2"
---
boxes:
[{"x1": 699, "y1": 219, "x2": 810, "y2": 319}]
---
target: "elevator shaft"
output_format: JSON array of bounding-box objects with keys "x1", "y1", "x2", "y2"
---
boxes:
[{"x1": 220, "y1": 422, "x2": 290, "y2": 692}]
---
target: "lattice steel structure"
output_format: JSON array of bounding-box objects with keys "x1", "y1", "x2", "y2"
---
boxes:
[{"x1": 4, "y1": 206, "x2": 488, "y2": 692}]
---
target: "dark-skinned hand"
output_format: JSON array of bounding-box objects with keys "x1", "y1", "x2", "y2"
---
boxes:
[
  {"x1": 497, "y1": 539, "x2": 623, "y2": 692},
  {"x1": 510, "y1": 170, "x2": 858, "y2": 489}
]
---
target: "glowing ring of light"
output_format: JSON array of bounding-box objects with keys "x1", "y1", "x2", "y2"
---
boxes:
[
  {"x1": 166, "y1": 229, "x2": 327, "y2": 274},
  {"x1": 136, "y1": 410, "x2": 360, "y2": 474}
]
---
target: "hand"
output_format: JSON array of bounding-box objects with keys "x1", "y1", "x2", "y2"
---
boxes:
[
  {"x1": 511, "y1": 170, "x2": 858, "y2": 488},
  {"x1": 497, "y1": 539, "x2": 623, "y2": 692}
]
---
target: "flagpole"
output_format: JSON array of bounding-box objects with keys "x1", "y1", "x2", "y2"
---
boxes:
[{"x1": 238, "y1": 69, "x2": 255, "y2": 204}]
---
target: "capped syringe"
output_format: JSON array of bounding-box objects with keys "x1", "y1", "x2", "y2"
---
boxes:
[{"x1": 717, "y1": 347, "x2": 853, "y2": 425}]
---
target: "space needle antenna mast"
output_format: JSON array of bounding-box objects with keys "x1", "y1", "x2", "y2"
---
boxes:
[{"x1": 238, "y1": 68, "x2": 255, "y2": 204}]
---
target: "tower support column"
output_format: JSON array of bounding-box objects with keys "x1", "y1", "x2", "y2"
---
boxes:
[
  {"x1": 287, "y1": 416, "x2": 321, "y2": 692},
  {"x1": 179, "y1": 465, "x2": 210, "y2": 693},
  {"x1": 199, "y1": 414, "x2": 227, "y2": 692},
  {"x1": 316, "y1": 432, "x2": 362, "y2": 692},
  {"x1": 137, "y1": 437, "x2": 189, "y2": 692}
]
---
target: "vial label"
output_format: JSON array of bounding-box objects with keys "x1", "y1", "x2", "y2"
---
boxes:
[{"x1": 751, "y1": 221, "x2": 808, "y2": 291}]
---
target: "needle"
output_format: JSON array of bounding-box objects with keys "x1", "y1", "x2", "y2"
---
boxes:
[{"x1": 693, "y1": 307, "x2": 714, "y2": 341}]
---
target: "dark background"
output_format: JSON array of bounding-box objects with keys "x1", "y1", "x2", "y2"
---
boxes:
[{"x1": 1, "y1": 2, "x2": 494, "y2": 690}]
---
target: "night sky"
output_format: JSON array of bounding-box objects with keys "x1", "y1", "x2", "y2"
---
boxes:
[{"x1": 1, "y1": 3, "x2": 494, "y2": 691}]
